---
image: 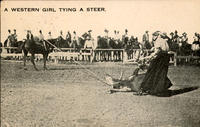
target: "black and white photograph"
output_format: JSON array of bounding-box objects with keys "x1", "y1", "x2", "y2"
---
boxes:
[{"x1": 1, "y1": 0, "x2": 200, "y2": 127}]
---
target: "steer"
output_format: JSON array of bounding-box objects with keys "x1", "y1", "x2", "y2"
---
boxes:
[{"x1": 105, "y1": 68, "x2": 146, "y2": 95}]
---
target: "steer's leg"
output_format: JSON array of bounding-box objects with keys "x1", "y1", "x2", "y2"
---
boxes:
[{"x1": 31, "y1": 53, "x2": 38, "y2": 71}]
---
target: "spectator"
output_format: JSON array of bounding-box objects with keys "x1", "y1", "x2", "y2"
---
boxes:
[
  {"x1": 59, "y1": 30, "x2": 65, "y2": 40},
  {"x1": 84, "y1": 35, "x2": 94, "y2": 49},
  {"x1": 192, "y1": 33, "x2": 200, "y2": 56},
  {"x1": 12, "y1": 29, "x2": 17, "y2": 42},
  {"x1": 122, "y1": 29, "x2": 129, "y2": 46},
  {"x1": 26, "y1": 30, "x2": 34, "y2": 42},
  {"x1": 143, "y1": 31, "x2": 151, "y2": 49},
  {"x1": 71, "y1": 31, "x2": 78, "y2": 48},
  {"x1": 38, "y1": 30, "x2": 47, "y2": 50},
  {"x1": 47, "y1": 31, "x2": 52, "y2": 40}
]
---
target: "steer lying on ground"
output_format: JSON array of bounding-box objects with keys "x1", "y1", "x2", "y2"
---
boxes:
[{"x1": 105, "y1": 68, "x2": 146, "y2": 95}]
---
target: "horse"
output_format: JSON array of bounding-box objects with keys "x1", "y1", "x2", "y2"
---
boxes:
[
  {"x1": 21, "y1": 37, "x2": 55, "y2": 71},
  {"x1": 96, "y1": 36, "x2": 112, "y2": 61}
]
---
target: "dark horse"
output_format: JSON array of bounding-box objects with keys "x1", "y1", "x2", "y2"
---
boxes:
[{"x1": 22, "y1": 37, "x2": 55, "y2": 70}]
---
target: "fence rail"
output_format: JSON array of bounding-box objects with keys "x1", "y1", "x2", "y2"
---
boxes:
[{"x1": 1, "y1": 46, "x2": 197, "y2": 66}]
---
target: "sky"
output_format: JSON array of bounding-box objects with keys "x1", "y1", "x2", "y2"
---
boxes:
[{"x1": 1, "y1": 0, "x2": 200, "y2": 43}]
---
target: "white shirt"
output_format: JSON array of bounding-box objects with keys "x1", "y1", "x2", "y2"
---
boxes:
[
  {"x1": 47, "y1": 34, "x2": 52, "y2": 40},
  {"x1": 84, "y1": 40, "x2": 94, "y2": 49},
  {"x1": 72, "y1": 34, "x2": 78, "y2": 41},
  {"x1": 154, "y1": 35, "x2": 169, "y2": 52},
  {"x1": 38, "y1": 33, "x2": 44, "y2": 41}
]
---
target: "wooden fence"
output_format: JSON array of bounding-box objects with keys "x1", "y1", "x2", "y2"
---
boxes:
[{"x1": 1, "y1": 47, "x2": 179, "y2": 66}]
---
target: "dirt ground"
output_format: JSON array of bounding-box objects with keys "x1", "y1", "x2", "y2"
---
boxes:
[{"x1": 1, "y1": 60, "x2": 200, "y2": 127}]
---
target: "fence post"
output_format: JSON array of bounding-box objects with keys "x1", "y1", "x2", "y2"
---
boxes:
[
  {"x1": 122, "y1": 49, "x2": 127, "y2": 63},
  {"x1": 174, "y1": 52, "x2": 177, "y2": 66}
]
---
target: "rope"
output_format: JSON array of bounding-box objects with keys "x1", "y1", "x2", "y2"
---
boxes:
[{"x1": 45, "y1": 40, "x2": 111, "y2": 86}]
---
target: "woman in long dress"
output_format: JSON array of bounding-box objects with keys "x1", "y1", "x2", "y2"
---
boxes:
[{"x1": 140, "y1": 31, "x2": 173, "y2": 95}]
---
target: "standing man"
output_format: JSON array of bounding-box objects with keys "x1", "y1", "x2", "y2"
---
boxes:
[
  {"x1": 104, "y1": 29, "x2": 110, "y2": 48},
  {"x1": 122, "y1": 29, "x2": 129, "y2": 46},
  {"x1": 143, "y1": 30, "x2": 150, "y2": 49},
  {"x1": 71, "y1": 31, "x2": 78, "y2": 49},
  {"x1": 173, "y1": 30, "x2": 179, "y2": 44},
  {"x1": 5, "y1": 29, "x2": 12, "y2": 53},
  {"x1": 88, "y1": 30, "x2": 93, "y2": 40},
  {"x1": 7, "y1": 29, "x2": 12, "y2": 46}
]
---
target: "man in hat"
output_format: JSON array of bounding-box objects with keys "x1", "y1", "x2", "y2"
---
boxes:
[
  {"x1": 38, "y1": 30, "x2": 44, "y2": 41},
  {"x1": 5, "y1": 29, "x2": 12, "y2": 53},
  {"x1": 143, "y1": 31, "x2": 150, "y2": 49},
  {"x1": 59, "y1": 30, "x2": 65, "y2": 40},
  {"x1": 113, "y1": 30, "x2": 119, "y2": 43},
  {"x1": 47, "y1": 31, "x2": 52, "y2": 40},
  {"x1": 84, "y1": 35, "x2": 94, "y2": 49},
  {"x1": 38, "y1": 30, "x2": 47, "y2": 50},
  {"x1": 88, "y1": 30, "x2": 92, "y2": 39},
  {"x1": 26, "y1": 30, "x2": 33, "y2": 41},
  {"x1": 173, "y1": 30, "x2": 179, "y2": 44},
  {"x1": 12, "y1": 29, "x2": 18, "y2": 42},
  {"x1": 66, "y1": 31, "x2": 71, "y2": 43},
  {"x1": 104, "y1": 29, "x2": 109, "y2": 39},
  {"x1": 7, "y1": 29, "x2": 12, "y2": 45},
  {"x1": 181, "y1": 32, "x2": 188, "y2": 43},
  {"x1": 71, "y1": 31, "x2": 78, "y2": 48}
]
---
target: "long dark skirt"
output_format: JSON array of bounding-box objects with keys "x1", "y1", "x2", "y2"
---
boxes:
[{"x1": 141, "y1": 52, "x2": 173, "y2": 95}]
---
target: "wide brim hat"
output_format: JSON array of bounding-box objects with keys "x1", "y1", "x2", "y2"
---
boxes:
[
  {"x1": 152, "y1": 31, "x2": 160, "y2": 36},
  {"x1": 104, "y1": 29, "x2": 109, "y2": 33},
  {"x1": 162, "y1": 32, "x2": 167, "y2": 36},
  {"x1": 182, "y1": 32, "x2": 187, "y2": 35}
]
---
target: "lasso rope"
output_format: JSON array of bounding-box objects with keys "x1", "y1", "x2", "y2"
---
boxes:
[{"x1": 45, "y1": 40, "x2": 111, "y2": 86}]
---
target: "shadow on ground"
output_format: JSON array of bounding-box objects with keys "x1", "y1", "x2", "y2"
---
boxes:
[
  {"x1": 109, "y1": 86, "x2": 199, "y2": 97},
  {"x1": 48, "y1": 67, "x2": 90, "y2": 70},
  {"x1": 156, "y1": 86, "x2": 199, "y2": 97}
]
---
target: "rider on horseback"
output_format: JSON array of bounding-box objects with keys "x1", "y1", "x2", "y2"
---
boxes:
[
  {"x1": 12, "y1": 29, "x2": 17, "y2": 42},
  {"x1": 38, "y1": 30, "x2": 47, "y2": 50}
]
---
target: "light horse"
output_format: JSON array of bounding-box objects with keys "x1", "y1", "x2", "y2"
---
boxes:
[{"x1": 22, "y1": 37, "x2": 55, "y2": 70}]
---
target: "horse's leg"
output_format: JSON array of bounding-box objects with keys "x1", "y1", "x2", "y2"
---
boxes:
[
  {"x1": 43, "y1": 53, "x2": 48, "y2": 70},
  {"x1": 23, "y1": 50, "x2": 28, "y2": 70},
  {"x1": 31, "y1": 53, "x2": 38, "y2": 71}
]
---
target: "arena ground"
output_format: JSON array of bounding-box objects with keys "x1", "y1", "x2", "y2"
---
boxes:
[{"x1": 1, "y1": 60, "x2": 200, "y2": 127}]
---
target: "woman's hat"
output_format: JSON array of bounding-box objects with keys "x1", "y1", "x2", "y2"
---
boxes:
[{"x1": 152, "y1": 31, "x2": 160, "y2": 36}]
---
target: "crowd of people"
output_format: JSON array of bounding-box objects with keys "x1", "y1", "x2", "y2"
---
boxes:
[{"x1": 2, "y1": 29, "x2": 200, "y2": 56}]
